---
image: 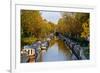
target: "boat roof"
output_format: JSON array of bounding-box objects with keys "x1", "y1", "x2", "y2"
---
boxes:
[{"x1": 24, "y1": 45, "x2": 35, "y2": 49}]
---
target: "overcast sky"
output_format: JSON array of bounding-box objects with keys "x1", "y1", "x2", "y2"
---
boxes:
[{"x1": 40, "y1": 11, "x2": 62, "y2": 24}]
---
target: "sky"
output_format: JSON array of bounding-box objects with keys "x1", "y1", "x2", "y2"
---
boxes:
[{"x1": 40, "y1": 11, "x2": 62, "y2": 24}]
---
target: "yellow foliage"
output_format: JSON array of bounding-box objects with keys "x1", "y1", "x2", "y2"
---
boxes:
[{"x1": 81, "y1": 22, "x2": 89, "y2": 39}]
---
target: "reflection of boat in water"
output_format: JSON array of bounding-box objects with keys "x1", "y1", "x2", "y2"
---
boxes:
[{"x1": 21, "y1": 52, "x2": 29, "y2": 63}]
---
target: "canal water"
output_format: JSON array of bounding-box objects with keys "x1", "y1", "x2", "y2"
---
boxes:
[
  {"x1": 37, "y1": 39, "x2": 77, "y2": 62},
  {"x1": 21, "y1": 39, "x2": 79, "y2": 63}
]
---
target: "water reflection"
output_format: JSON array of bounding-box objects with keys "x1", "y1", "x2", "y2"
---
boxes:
[{"x1": 37, "y1": 39, "x2": 73, "y2": 62}]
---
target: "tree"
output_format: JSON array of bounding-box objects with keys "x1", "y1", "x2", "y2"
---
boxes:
[
  {"x1": 57, "y1": 12, "x2": 82, "y2": 37},
  {"x1": 56, "y1": 12, "x2": 89, "y2": 38},
  {"x1": 21, "y1": 10, "x2": 43, "y2": 37},
  {"x1": 81, "y1": 19, "x2": 89, "y2": 40}
]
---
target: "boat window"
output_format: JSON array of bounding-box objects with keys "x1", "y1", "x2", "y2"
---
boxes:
[
  {"x1": 28, "y1": 50, "x2": 30, "y2": 54},
  {"x1": 31, "y1": 49, "x2": 33, "y2": 54}
]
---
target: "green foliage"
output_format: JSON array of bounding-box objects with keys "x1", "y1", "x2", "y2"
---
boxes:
[
  {"x1": 21, "y1": 10, "x2": 55, "y2": 47},
  {"x1": 21, "y1": 10, "x2": 90, "y2": 48},
  {"x1": 83, "y1": 47, "x2": 89, "y2": 59},
  {"x1": 56, "y1": 12, "x2": 89, "y2": 40},
  {"x1": 21, "y1": 36, "x2": 37, "y2": 48},
  {"x1": 57, "y1": 12, "x2": 82, "y2": 36},
  {"x1": 21, "y1": 10, "x2": 43, "y2": 37}
]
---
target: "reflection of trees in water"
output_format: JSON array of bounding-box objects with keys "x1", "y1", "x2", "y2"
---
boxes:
[
  {"x1": 49, "y1": 38, "x2": 72, "y2": 56},
  {"x1": 57, "y1": 39, "x2": 71, "y2": 56},
  {"x1": 37, "y1": 38, "x2": 73, "y2": 62},
  {"x1": 49, "y1": 38, "x2": 56, "y2": 47}
]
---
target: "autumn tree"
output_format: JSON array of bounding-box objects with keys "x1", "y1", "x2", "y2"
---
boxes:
[
  {"x1": 57, "y1": 12, "x2": 82, "y2": 37},
  {"x1": 56, "y1": 12, "x2": 89, "y2": 39},
  {"x1": 75, "y1": 13, "x2": 90, "y2": 39},
  {"x1": 21, "y1": 10, "x2": 43, "y2": 37},
  {"x1": 21, "y1": 10, "x2": 56, "y2": 46}
]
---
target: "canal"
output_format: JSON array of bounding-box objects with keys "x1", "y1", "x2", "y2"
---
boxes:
[
  {"x1": 37, "y1": 39, "x2": 77, "y2": 62},
  {"x1": 21, "y1": 35, "x2": 89, "y2": 63}
]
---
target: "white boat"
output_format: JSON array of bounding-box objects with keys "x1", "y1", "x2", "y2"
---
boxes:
[
  {"x1": 47, "y1": 38, "x2": 51, "y2": 41},
  {"x1": 41, "y1": 46, "x2": 47, "y2": 50},
  {"x1": 41, "y1": 41, "x2": 49, "y2": 50}
]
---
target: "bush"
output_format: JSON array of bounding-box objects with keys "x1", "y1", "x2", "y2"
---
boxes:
[
  {"x1": 83, "y1": 48, "x2": 89, "y2": 59},
  {"x1": 21, "y1": 37, "x2": 37, "y2": 48}
]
